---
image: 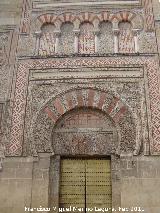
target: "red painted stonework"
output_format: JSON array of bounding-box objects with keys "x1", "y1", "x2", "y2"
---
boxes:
[
  {"x1": 53, "y1": 98, "x2": 65, "y2": 115},
  {"x1": 76, "y1": 90, "x2": 84, "y2": 107},
  {"x1": 88, "y1": 89, "x2": 95, "y2": 107},
  {"x1": 44, "y1": 107, "x2": 58, "y2": 123}
]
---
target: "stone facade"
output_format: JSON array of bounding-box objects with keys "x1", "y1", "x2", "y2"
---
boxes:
[{"x1": 0, "y1": 0, "x2": 160, "y2": 213}]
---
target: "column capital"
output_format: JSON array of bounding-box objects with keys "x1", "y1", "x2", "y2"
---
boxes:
[
  {"x1": 132, "y1": 29, "x2": 141, "y2": 36},
  {"x1": 93, "y1": 30, "x2": 100, "y2": 36},
  {"x1": 34, "y1": 31, "x2": 42, "y2": 37},
  {"x1": 113, "y1": 29, "x2": 120, "y2": 36},
  {"x1": 73, "y1": 29, "x2": 80, "y2": 36},
  {"x1": 54, "y1": 31, "x2": 61, "y2": 38}
]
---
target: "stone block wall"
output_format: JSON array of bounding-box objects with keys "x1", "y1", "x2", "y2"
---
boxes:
[
  {"x1": 121, "y1": 156, "x2": 160, "y2": 213},
  {"x1": 0, "y1": 155, "x2": 51, "y2": 213},
  {"x1": 0, "y1": 156, "x2": 160, "y2": 213},
  {"x1": 0, "y1": 157, "x2": 33, "y2": 213}
]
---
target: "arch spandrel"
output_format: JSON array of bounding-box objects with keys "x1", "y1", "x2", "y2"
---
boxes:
[{"x1": 30, "y1": 88, "x2": 140, "y2": 156}]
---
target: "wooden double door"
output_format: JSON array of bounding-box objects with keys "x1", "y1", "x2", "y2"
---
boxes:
[{"x1": 59, "y1": 158, "x2": 112, "y2": 213}]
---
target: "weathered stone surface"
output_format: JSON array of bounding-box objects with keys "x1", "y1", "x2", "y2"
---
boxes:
[{"x1": 0, "y1": 0, "x2": 160, "y2": 213}]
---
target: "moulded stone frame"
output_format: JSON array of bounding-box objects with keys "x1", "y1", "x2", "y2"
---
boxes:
[
  {"x1": 7, "y1": 56, "x2": 160, "y2": 156},
  {"x1": 30, "y1": 79, "x2": 146, "y2": 156}
]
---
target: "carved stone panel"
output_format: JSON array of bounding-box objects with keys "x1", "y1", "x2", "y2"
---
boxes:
[
  {"x1": 78, "y1": 23, "x2": 95, "y2": 54},
  {"x1": 118, "y1": 22, "x2": 135, "y2": 53},
  {"x1": 52, "y1": 108, "x2": 117, "y2": 155},
  {"x1": 6, "y1": 57, "x2": 159, "y2": 156},
  {"x1": 59, "y1": 23, "x2": 74, "y2": 55},
  {"x1": 39, "y1": 24, "x2": 56, "y2": 56},
  {"x1": 99, "y1": 22, "x2": 113, "y2": 54}
]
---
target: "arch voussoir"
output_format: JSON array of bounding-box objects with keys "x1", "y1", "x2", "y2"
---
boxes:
[
  {"x1": 44, "y1": 89, "x2": 128, "y2": 125},
  {"x1": 33, "y1": 88, "x2": 139, "y2": 155},
  {"x1": 44, "y1": 107, "x2": 58, "y2": 124}
]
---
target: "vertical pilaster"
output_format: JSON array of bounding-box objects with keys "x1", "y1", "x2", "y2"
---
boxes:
[
  {"x1": 113, "y1": 29, "x2": 120, "y2": 54},
  {"x1": 34, "y1": 31, "x2": 41, "y2": 55},
  {"x1": 132, "y1": 29, "x2": 140, "y2": 53},
  {"x1": 94, "y1": 30, "x2": 100, "y2": 53},
  {"x1": 73, "y1": 30, "x2": 80, "y2": 54},
  {"x1": 54, "y1": 31, "x2": 61, "y2": 54}
]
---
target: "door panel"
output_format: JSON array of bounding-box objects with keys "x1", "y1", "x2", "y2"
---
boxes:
[
  {"x1": 86, "y1": 159, "x2": 112, "y2": 213},
  {"x1": 59, "y1": 158, "x2": 112, "y2": 213},
  {"x1": 60, "y1": 159, "x2": 85, "y2": 211}
]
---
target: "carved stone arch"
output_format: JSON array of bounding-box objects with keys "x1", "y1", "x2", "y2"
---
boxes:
[
  {"x1": 53, "y1": 19, "x2": 62, "y2": 31},
  {"x1": 72, "y1": 17, "x2": 81, "y2": 30},
  {"x1": 31, "y1": 88, "x2": 140, "y2": 156},
  {"x1": 38, "y1": 14, "x2": 56, "y2": 24},
  {"x1": 99, "y1": 15, "x2": 113, "y2": 28},
  {"x1": 115, "y1": 12, "x2": 143, "y2": 53},
  {"x1": 33, "y1": 14, "x2": 57, "y2": 32},
  {"x1": 56, "y1": 13, "x2": 75, "y2": 29},
  {"x1": 109, "y1": 14, "x2": 119, "y2": 29},
  {"x1": 116, "y1": 11, "x2": 136, "y2": 23},
  {"x1": 77, "y1": 12, "x2": 100, "y2": 30},
  {"x1": 78, "y1": 12, "x2": 93, "y2": 23},
  {"x1": 115, "y1": 11, "x2": 144, "y2": 30},
  {"x1": 92, "y1": 18, "x2": 100, "y2": 31},
  {"x1": 118, "y1": 21, "x2": 135, "y2": 53},
  {"x1": 38, "y1": 23, "x2": 56, "y2": 56},
  {"x1": 98, "y1": 11, "x2": 110, "y2": 22},
  {"x1": 52, "y1": 107, "x2": 118, "y2": 156}
]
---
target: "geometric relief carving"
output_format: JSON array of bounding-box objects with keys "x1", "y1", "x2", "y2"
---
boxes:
[
  {"x1": 0, "y1": 103, "x2": 5, "y2": 167},
  {"x1": 142, "y1": 0, "x2": 154, "y2": 31},
  {"x1": 59, "y1": 23, "x2": 74, "y2": 55},
  {"x1": 0, "y1": 33, "x2": 10, "y2": 66},
  {"x1": 0, "y1": 103, "x2": 3, "y2": 144},
  {"x1": 78, "y1": 23, "x2": 95, "y2": 54},
  {"x1": 0, "y1": 31, "x2": 12, "y2": 100},
  {"x1": 99, "y1": 22, "x2": 113, "y2": 53},
  {"x1": 118, "y1": 22, "x2": 135, "y2": 53},
  {"x1": 21, "y1": 0, "x2": 31, "y2": 34},
  {"x1": 138, "y1": 32, "x2": 157, "y2": 53},
  {"x1": 31, "y1": 88, "x2": 138, "y2": 156},
  {"x1": 147, "y1": 61, "x2": 160, "y2": 153},
  {"x1": 39, "y1": 24, "x2": 56, "y2": 56},
  {"x1": 6, "y1": 57, "x2": 160, "y2": 156},
  {"x1": 52, "y1": 108, "x2": 115, "y2": 155},
  {"x1": 6, "y1": 63, "x2": 29, "y2": 156}
]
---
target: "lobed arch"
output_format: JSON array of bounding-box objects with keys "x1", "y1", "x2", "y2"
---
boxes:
[
  {"x1": 111, "y1": 11, "x2": 144, "y2": 30},
  {"x1": 33, "y1": 11, "x2": 144, "y2": 33},
  {"x1": 30, "y1": 88, "x2": 141, "y2": 156}
]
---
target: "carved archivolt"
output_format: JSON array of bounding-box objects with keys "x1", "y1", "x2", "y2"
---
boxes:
[{"x1": 31, "y1": 88, "x2": 141, "y2": 156}]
